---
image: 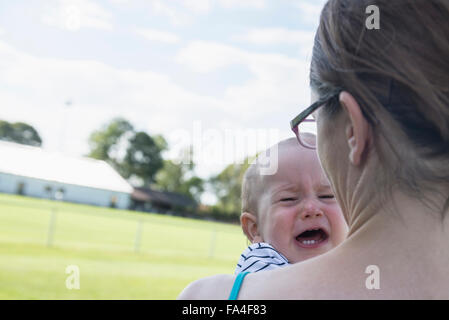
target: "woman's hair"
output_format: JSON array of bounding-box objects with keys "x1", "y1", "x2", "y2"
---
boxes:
[{"x1": 311, "y1": 0, "x2": 449, "y2": 217}]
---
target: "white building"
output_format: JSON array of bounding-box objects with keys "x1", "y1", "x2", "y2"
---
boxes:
[{"x1": 0, "y1": 141, "x2": 133, "y2": 209}]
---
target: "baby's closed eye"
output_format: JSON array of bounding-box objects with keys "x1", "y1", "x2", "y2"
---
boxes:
[
  {"x1": 280, "y1": 197, "x2": 298, "y2": 202},
  {"x1": 318, "y1": 194, "x2": 335, "y2": 200}
]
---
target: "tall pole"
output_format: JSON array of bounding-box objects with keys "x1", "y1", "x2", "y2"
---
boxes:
[
  {"x1": 47, "y1": 207, "x2": 57, "y2": 247},
  {"x1": 134, "y1": 218, "x2": 144, "y2": 253},
  {"x1": 209, "y1": 227, "x2": 217, "y2": 258}
]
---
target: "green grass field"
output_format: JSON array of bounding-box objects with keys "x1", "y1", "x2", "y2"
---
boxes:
[{"x1": 0, "y1": 193, "x2": 246, "y2": 299}]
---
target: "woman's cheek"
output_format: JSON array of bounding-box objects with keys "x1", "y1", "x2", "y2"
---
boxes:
[{"x1": 326, "y1": 204, "x2": 348, "y2": 244}]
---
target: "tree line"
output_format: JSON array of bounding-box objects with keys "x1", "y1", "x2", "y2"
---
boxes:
[{"x1": 0, "y1": 118, "x2": 248, "y2": 222}]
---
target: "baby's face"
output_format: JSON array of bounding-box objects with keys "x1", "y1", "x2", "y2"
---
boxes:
[{"x1": 256, "y1": 143, "x2": 347, "y2": 263}]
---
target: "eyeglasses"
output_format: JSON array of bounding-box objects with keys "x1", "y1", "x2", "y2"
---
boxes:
[{"x1": 290, "y1": 90, "x2": 341, "y2": 149}]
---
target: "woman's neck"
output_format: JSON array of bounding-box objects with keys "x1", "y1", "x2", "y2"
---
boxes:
[
  {"x1": 340, "y1": 189, "x2": 449, "y2": 297},
  {"x1": 347, "y1": 189, "x2": 449, "y2": 241}
]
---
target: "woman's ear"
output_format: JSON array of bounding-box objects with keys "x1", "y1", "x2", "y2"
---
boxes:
[
  {"x1": 240, "y1": 212, "x2": 262, "y2": 243},
  {"x1": 339, "y1": 91, "x2": 371, "y2": 166}
]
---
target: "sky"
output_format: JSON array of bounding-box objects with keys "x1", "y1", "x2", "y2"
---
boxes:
[{"x1": 0, "y1": 0, "x2": 327, "y2": 203}]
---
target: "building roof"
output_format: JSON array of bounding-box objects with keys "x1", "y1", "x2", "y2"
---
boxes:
[
  {"x1": 0, "y1": 140, "x2": 133, "y2": 194},
  {"x1": 132, "y1": 187, "x2": 197, "y2": 209}
]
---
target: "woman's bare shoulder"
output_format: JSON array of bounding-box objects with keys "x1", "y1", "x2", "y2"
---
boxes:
[{"x1": 177, "y1": 274, "x2": 236, "y2": 300}]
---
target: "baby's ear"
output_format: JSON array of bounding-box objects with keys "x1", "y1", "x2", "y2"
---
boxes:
[{"x1": 240, "y1": 212, "x2": 262, "y2": 243}]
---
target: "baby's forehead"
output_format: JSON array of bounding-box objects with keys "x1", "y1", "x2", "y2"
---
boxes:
[
  {"x1": 259, "y1": 142, "x2": 328, "y2": 187},
  {"x1": 265, "y1": 140, "x2": 310, "y2": 172},
  {"x1": 248, "y1": 135, "x2": 324, "y2": 196}
]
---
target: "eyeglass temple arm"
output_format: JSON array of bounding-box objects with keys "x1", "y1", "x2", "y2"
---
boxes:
[{"x1": 290, "y1": 100, "x2": 322, "y2": 130}]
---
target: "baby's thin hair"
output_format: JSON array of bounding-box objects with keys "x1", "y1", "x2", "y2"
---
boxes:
[{"x1": 241, "y1": 159, "x2": 263, "y2": 216}]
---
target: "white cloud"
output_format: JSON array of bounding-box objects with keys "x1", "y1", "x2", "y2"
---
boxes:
[
  {"x1": 41, "y1": 0, "x2": 113, "y2": 31},
  {"x1": 218, "y1": 0, "x2": 266, "y2": 9},
  {"x1": 233, "y1": 27, "x2": 314, "y2": 46},
  {"x1": 176, "y1": 41, "x2": 311, "y2": 119},
  {"x1": 148, "y1": 1, "x2": 196, "y2": 26},
  {"x1": 147, "y1": 0, "x2": 266, "y2": 26},
  {"x1": 176, "y1": 41, "x2": 244, "y2": 73},
  {"x1": 176, "y1": 41, "x2": 311, "y2": 117},
  {"x1": 294, "y1": 1, "x2": 327, "y2": 25},
  {"x1": 135, "y1": 27, "x2": 180, "y2": 44},
  {"x1": 181, "y1": 0, "x2": 212, "y2": 14},
  {"x1": 0, "y1": 27, "x2": 5, "y2": 36},
  {"x1": 232, "y1": 27, "x2": 315, "y2": 58}
]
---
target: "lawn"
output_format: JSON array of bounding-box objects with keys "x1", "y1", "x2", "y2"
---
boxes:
[{"x1": 0, "y1": 193, "x2": 246, "y2": 299}]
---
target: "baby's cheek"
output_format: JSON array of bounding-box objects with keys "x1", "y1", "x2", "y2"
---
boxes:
[{"x1": 265, "y1": 209, "x2": 295, "y2": 244}]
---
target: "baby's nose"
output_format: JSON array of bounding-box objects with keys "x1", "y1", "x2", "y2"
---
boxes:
[{"x1": 300, "y1": 203, "x2": 323, "y2": 220}]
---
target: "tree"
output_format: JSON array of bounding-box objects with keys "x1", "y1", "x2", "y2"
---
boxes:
[
  {"x1": 88, "y1": 117, "x2": 133, "y2": 161},
  {"x1": 0, "y1": 120, "x2": 42, "y2": 147},
  {"x1": 155, "y1": 159, "x2": 185, "y2": 192},
  {"x1": 209, "y1": 156, "x2": 254, "y2": 214},
  {"x1": 121, "y1": 131, "x2": 164, "y2": 185},
  {"x1": 182, "y1": 176, "x2": 204, "y2": 204},
  {"x1": 87, "y1": 118, "x2": 166, "y2": 186},
  {"x1": 154, "y1": 147, "x2": 204, "y2": 203},
  {"x1": 153, "y1": 134, "x2": 168, "y2": 153}
]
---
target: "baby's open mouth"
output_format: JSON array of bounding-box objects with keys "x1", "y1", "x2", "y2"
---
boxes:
[{"x1": 295, "y1": 228, "x2": 329, "y2": 248}]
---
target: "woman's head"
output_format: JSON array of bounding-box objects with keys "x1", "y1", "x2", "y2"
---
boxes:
[{"x1": 310, "y1": 0, "x2": 449, "y2": 221}]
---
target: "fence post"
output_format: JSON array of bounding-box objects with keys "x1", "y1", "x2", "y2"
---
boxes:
[
  {"x1": 134, "y1": 218, "x2": 143, "y2": 253},
  {"x1": 47, "y1": 207, "x2": 57, "y2": 247},
  {"x1": 209, "y1": 228, "x2": 217, "y2": 258}
]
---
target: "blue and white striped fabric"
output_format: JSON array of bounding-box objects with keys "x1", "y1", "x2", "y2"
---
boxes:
[{"x1": 234, "y1": 242, "x2": 290, "y2": 274}]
